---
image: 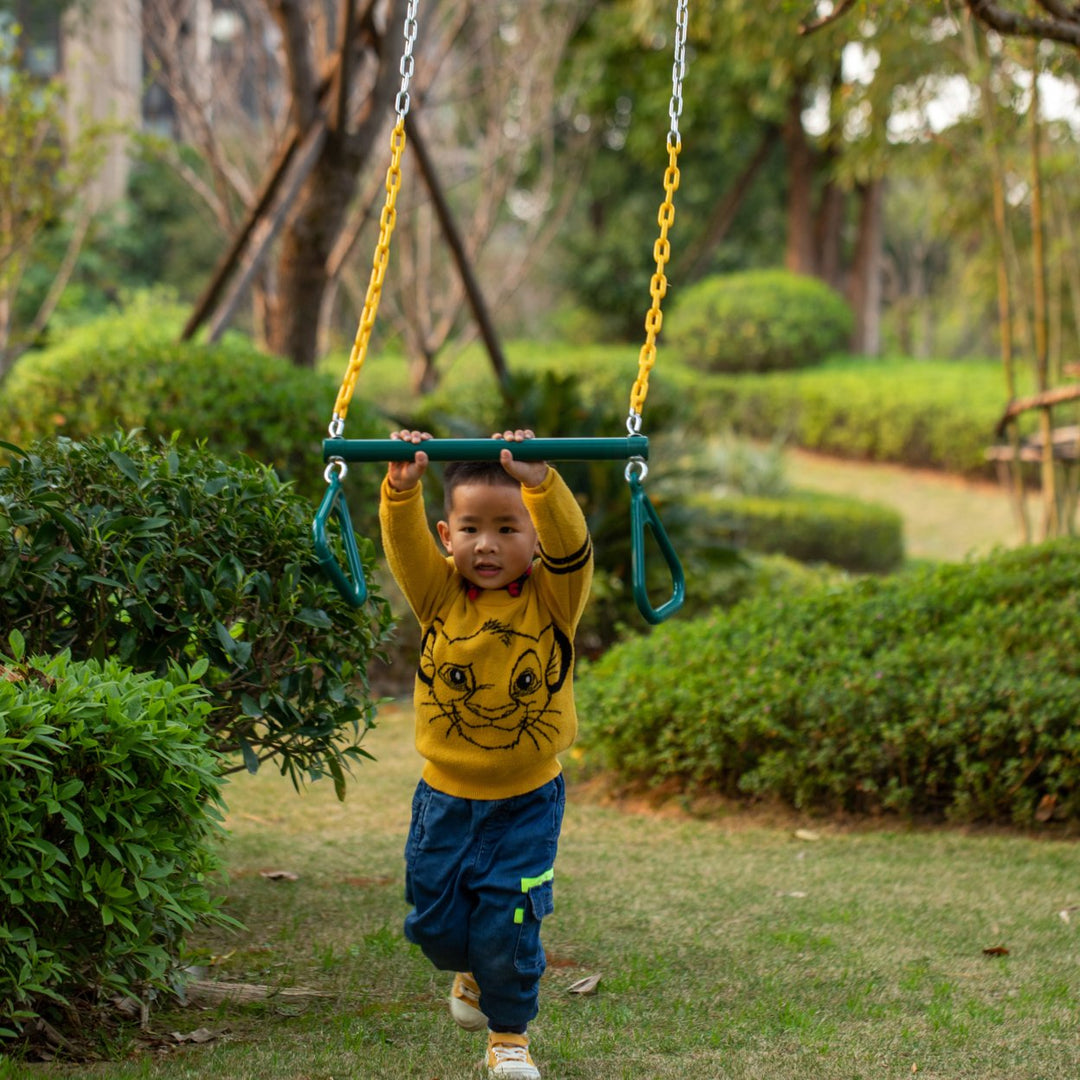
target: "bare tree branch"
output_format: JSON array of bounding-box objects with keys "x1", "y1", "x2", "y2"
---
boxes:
[
  {"x1": 799, "y1": 0, "x2": 859, "y2": 36},
  {"x1": 800, "y1": 0, "x2": 1080, "y2": 47},
  {"x1": 964, "y1": 0, "x2": 1080, "y2": 47},
  {"x1": 2, "y1": 210, "x2": 93, "y2": 369},
  {"x1": 1035, "y1": 1, "x2": 1080, "y2": 25},
  {"x1": 265, "y1": 0, "x2": 321, "y2": 128}
]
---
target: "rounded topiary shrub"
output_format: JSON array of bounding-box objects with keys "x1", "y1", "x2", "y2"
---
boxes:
[
  {"x1": 666, "y1": 269, "x2": 854, "y2": 374},
  {"x1": 0, "y1": 433, "x2": 393, "y2": 791},
  {"x1": 0, "y1": 302, "x2": 384, "y2": 509},
  {"x1": 0, "y1": 640, "x2": 228, "y2": 1041}
]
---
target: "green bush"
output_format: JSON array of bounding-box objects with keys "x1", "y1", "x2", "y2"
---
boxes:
[
  {"x1": 666, "y1": 270, "x2": 853, "y2": 374},
  {"x1": 576, "y1": 539, "x2": 1080, "y2": 824},
  {"x1": 0, "y1": 434, "x2": 393, "y2": 791},
  {"x1": 0, "y1": 301, "x2": 384, "y2": 509},
  {"x1": 0, "y1": 639, "x2": 229, "y2": 1041},
  {"x1": 712, "y1": 490, "x2": 904, "y2": 573}
]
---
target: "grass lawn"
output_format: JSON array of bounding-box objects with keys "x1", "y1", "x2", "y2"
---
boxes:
[
  {"x1": 16, "y1": 703, "x2": 1080, "y2": 1080},
  {"x1": 785, "y1": 447, "x2": 1024, "y2": 563}
]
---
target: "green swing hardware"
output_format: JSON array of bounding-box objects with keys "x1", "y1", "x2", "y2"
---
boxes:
[
  {"x1": 628, "y1": 469, "x2": 685, "y2": 625},
  {"x1": 312, "y1": 469, "x2": 368, "y2": 607},
  {"x1": 321, "y1": 436, "x2": 649, "y2": 464}
]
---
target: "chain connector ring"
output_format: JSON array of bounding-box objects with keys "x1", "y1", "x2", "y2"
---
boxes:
[{"x1": 324, "y1": 457, "x2": 348, "y2": 484}]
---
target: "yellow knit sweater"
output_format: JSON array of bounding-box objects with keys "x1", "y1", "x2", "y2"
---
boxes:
[{"x1": 380, "y1": 469, "x2": 593, "y2": 799}]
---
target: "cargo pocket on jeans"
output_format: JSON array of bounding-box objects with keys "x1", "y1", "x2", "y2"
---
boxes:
[
  {"x1": 403, "y1": 782, "x2": 434, "y2": 905},
  {"x1": 513, "y1": 877, "x2": 554, "y2": 978}
]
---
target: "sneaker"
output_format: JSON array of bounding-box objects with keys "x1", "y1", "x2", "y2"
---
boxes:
[
  {"x1": 486, "y1": 1032, "x2": 540, "y2": 1080},
  {"x1": 449, "y1": 971, "x2": 487, "y2": 1031}
]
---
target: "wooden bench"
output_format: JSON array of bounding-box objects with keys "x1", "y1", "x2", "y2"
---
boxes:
[{"x1": 985, "y1": 425, "x2": 1080, "y2": 464}]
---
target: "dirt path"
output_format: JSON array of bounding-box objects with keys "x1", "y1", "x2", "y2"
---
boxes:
[{"x1": 784, "y1": 447, "x2": 1026, "y2": 562}]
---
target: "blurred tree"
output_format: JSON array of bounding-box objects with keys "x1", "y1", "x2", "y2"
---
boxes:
[
  {"x1": 144, "y1": 0, "x2": 592, "y2": 384},
  {"x1": 0, "y1": 27, "x2": 104, "y2": 378},
  {"x1": 147, "y1": 0, "x2": 408, "y2": 368},
  {"x1": 559, "y1": 0, "x2": 961, "y2": 356}
]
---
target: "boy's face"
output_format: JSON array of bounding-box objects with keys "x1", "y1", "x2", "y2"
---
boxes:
[{"x1": 437, "y1": 481, "x2": 539, "y2": 591}]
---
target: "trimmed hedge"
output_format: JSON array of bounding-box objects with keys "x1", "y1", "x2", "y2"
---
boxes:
[
  {"x1": 710, "y1": 491, "x2": 904, "y2": 573},
  {"x1": 675, "y1": 357, "x2": 1022, "y2": 479},
  {"x1": 0, "y1": 642, "x2": 229, "y2": 1040},
  {"x1": 666, "y1": 269, "x2": 853, "y2": 374},
  {"x1": 0, "y1": 303, "x2": 384, "y2": 509},
  {"x1": 351, "y1": 341, "x2": 1020, "y2": 483},
  {"x1": 576, "y1": 539, "x2": 1080, "y2": 824}
]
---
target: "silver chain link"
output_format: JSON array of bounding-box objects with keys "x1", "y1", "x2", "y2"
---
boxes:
[
  {"x1": 395, "y1": 0, "x2": 420, "y2": 119},
  {"x1": 668, "y1": 0, "x2": 688, "y2": 148}
]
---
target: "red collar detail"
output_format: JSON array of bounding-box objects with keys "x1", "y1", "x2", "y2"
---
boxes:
[{"x1": 465, "y1": 564, "x2": 533, "y2": 602}]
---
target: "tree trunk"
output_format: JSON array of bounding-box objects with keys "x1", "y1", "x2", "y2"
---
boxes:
[
  {"x1": 685, "y1": 126, "x2": 780, "y2": 279},
  {"x1": 848, "y1": 178, "x2": 884, "y2": 356},
  {"x1": 1028, "y1": 43, "x2": 1058, "y2": 537},
  {"x1": 815, "y1": 180, "x2": 845, "y2": 293},
  {"x1": 782, "y1": 84, "x2": 817, "y2": 276},
  {"x1": 265, "y1": 0, "x2": 403, "y2": 368},
  {"x1": 267, "y1": 147, "x2": 357, "y2": 368},
  {"x1": 967, "y1": 6, "x2": 1030, "y2": 542}
]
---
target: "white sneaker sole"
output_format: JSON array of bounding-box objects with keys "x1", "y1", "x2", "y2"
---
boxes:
[{"x1": 449, "y1": 994, "x2": 487, "y2": 1031}]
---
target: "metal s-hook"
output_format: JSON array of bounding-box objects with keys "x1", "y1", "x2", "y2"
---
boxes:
[{"x1": 628, "y1": 470, "x2": 685, "y2": 625}]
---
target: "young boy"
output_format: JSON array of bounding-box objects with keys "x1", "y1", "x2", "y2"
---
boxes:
[{"x1": 379, "y1": 428, "x2": 593, "y2": 1080}]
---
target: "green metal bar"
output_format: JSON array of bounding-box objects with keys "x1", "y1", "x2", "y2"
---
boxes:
[{"x1": 323, "y1": 436, "x2": 648, "y2": 463}]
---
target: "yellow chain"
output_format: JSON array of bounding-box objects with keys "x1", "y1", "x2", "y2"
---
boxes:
[
  {"x1": 629, "y1": 138, "x2": 681, "y2": 421},
  {"x1": 332, "y1": 117, "x2": 407, "y2": 424}
]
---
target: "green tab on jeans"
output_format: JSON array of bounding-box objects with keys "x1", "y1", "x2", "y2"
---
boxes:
[{"x1": 520, "y1": 868, "x2": 554, "y2": 893}]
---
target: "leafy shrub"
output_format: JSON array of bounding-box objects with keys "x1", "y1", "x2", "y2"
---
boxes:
[
  {"x1": 0, "y1": 638, "x2": 229, "y2": 1041},
  {"x1": 0, "y1": 300, "x2": 384, "y2": 509},
  {"x1": 666, "y1": 270, "x2": 853, "y2": 374},
  {"x1": 576, "y1": 539, "x2": 1080, "y2": 824},
  {"x1": 712, "y1": 491, "x2": 904, "y2": 573},
  {"x1": 0, "y1": 434, "x2": 393, "y2": 791}
]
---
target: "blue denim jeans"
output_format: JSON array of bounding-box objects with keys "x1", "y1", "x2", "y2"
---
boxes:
[{"x1": 403, "y1": 774, "x2": 565, "y2": 1032}]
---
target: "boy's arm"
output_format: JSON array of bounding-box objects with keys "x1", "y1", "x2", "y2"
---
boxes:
[
  {"x1": 380, "y1": 478, "x2": 454, "y2": 621},
  {"x1": 380, "y1": 434, "x2": 453, "y2": 621},
  {"x1": 521, "y1": 467, "x2": 593, "y2": 629}
]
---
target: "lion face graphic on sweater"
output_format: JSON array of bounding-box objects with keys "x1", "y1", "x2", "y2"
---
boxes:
[{"x1": 417, "y1": 618, "x2": 572, "y2": 751}]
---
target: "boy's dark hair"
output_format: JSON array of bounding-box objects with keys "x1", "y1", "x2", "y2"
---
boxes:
[{"x1": 443, "y1": 460, "x2": 521, "y2": 512}]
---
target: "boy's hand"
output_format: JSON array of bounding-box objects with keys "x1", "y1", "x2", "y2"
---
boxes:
[
  {"x1": 388, "y1": 430, "x2": 431, "y2": 491},
  {"x1": 493, "y1": 428, "x2": 548, "y2": 487}
]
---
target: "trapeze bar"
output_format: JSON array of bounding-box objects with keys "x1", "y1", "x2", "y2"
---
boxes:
[{"x1": 322, "y1": 436, "x2": 649, "y2": 463}]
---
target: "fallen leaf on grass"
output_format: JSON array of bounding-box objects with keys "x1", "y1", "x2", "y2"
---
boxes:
[
  {"x1": 259, "y1": 869, "x2": 299, "y2": 881},
  {"x1": 794, "y1": 829, "x2": 820, "y2": 842},
  {"x1": 982, "y1": 945, "x2": 1010, "y2": 957},
  {"x1": 171, "y1": 1027, "x2": 217, "y2": 1044},
  {"x1": 567, "y1": 974, "x2": 602, "y2": 995}
]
